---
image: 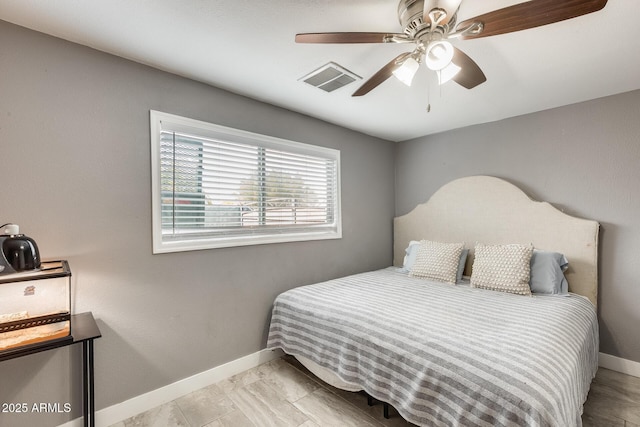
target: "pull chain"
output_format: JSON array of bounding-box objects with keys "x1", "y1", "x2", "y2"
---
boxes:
[{"x1": 426, "y1": 73, "x2": 431, "y2": 113}]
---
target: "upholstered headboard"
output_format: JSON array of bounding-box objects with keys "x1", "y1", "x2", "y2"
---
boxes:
[{"x1": 393, "y1": 176, "x2": 599, "y2": 306}]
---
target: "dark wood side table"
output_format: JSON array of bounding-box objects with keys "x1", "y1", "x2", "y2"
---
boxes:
[{"x1": 0, "y1": 312, "x2": 102, "y2": 427}]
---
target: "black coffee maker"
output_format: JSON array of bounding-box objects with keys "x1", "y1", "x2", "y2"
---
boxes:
[{"x1": 0, "y1": 223, "x2": 41, "y2": 275}]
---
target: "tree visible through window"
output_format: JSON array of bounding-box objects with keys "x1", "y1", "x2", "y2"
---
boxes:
[{"x1": 150, "y1": 111, "x2": 341, "y2": 253}]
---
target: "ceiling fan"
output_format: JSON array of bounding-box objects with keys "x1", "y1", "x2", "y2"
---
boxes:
[{"x1": 296, "y1": 0, "x2": 608, "y2": 96}]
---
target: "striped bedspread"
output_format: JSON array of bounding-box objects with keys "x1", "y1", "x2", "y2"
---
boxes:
[{"x1": 267, "y1": 268, "x2": 599, "y2": 427}]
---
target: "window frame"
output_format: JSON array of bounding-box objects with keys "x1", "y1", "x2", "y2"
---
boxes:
[{"x1": 150, "y1": 110, "x2": 342, "y2": 253}]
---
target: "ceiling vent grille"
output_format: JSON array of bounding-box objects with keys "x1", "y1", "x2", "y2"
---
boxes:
[{"x1": 300, "y1": 62, "x2": 361, "y2": 93}]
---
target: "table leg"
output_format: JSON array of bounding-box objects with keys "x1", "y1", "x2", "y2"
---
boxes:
[{"x1": 82, "y1": 339, "x2": 95, "y2": 427}]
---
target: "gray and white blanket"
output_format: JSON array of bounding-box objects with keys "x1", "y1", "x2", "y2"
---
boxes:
[{"x1": 267, "y1": 268, "x2": 599, "y2": 427}]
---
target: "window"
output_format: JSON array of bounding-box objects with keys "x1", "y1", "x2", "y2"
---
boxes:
[{"x1": 150, "y1": 111, "x2": 341, "y2": 253}]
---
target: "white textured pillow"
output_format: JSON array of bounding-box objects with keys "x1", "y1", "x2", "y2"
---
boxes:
[
  {"x1": 470, "y1": 243, "x2": 534, "y2": 295},
  {"x1": 409, "y1": 240, "x2": 464, "y2": 284}
]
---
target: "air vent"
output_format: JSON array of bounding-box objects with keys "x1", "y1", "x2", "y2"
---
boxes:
[{"x1": 300, "y1": 62, "x2": 361, "y2": 93}]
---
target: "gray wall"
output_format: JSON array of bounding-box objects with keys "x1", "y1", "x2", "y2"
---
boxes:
[
  {"x1": 0, "y1": 21, "x2": 395, "y2": 426},
  {"x1": 396, "y1": 89, "x2": 640, "y2": 364}
]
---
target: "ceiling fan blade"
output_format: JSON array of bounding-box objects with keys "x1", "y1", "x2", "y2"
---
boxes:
[
  {"x1": 295, "y1": 32, "x2": 406, "y2": 44},
  {"x1": 450, "y1": 47, "x2": 486, "y2": 89},
  {"x1": 352, "y1": 53, "x2": 411, "y2": 97},
  {"x1": 423, "y1": 0, "x2": 463, "y2": 26},
  {"x1": 457, "y1": 0, "x2": 607, "y2": 39}
]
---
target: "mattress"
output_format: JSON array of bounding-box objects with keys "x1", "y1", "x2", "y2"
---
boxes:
[{"x1": 267, "y1": 268, "x2": 599, "y2": 427}]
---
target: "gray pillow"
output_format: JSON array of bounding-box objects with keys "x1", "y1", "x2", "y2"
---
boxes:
[
  {"x1": 529, "y1": 250, "x2": 569, "y2": 295},
  {"x1": 400, "y1": 240, "x2": 421, "y2": 273},
  {"x1": 457, "y1": 249, "x2": 469, "y2": 281}
]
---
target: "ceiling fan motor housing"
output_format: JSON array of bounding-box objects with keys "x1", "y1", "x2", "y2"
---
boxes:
[{"x1": 398, "y1": 0, "x2": 457, "y2": 38}]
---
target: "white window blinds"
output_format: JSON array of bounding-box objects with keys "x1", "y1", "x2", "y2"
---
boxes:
[{"x1": 150, "y1": 111, "x2": 341, "y2": 253}]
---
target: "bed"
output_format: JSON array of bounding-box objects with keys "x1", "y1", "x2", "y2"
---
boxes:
[{"x1": 267, "y1": 176, "x2": 599, "y2": 427}]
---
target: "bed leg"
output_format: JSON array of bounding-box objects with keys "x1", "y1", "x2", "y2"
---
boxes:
[
  {"x1": 383, "y1": 402, "x2": 390, "y2": 419},
  {"x1": 367, "y1": 395, "x2": 373, "y2": 406}
]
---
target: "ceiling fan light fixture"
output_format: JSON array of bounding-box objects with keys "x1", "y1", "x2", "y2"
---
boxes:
[
  {"x1": 425, "y1": 40, "x2": 454, "y2": 71},
  {"x1": 438, "y1": 62, "x2": 461, "y2": 85},
  {"x1": 392, "y1": 56, "x2": 420, "y2": 86}
]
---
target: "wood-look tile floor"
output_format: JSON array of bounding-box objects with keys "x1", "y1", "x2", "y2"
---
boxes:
[{"x1": 110, "y1": 355, "x2": 640, "y2": 427}]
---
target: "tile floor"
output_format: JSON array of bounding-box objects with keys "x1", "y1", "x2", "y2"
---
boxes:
[{"x1": 110, "y1": 356, "x2": 640, "y2": 427}]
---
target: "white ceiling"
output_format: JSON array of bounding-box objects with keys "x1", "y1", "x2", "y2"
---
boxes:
[{"x1": 1, "y1": 0, "x2": 639, "y2": 141}]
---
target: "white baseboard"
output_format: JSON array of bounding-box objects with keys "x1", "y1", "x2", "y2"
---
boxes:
[
  {"x1": 58, "y1": 349, "x2": 636, "y2": 426},
  {"x1": 599, "y1": 352, "x2": 640, "y2": 378},
  {"x1": 58, "y1": 348, "x2": 284, "y2": 427}
]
